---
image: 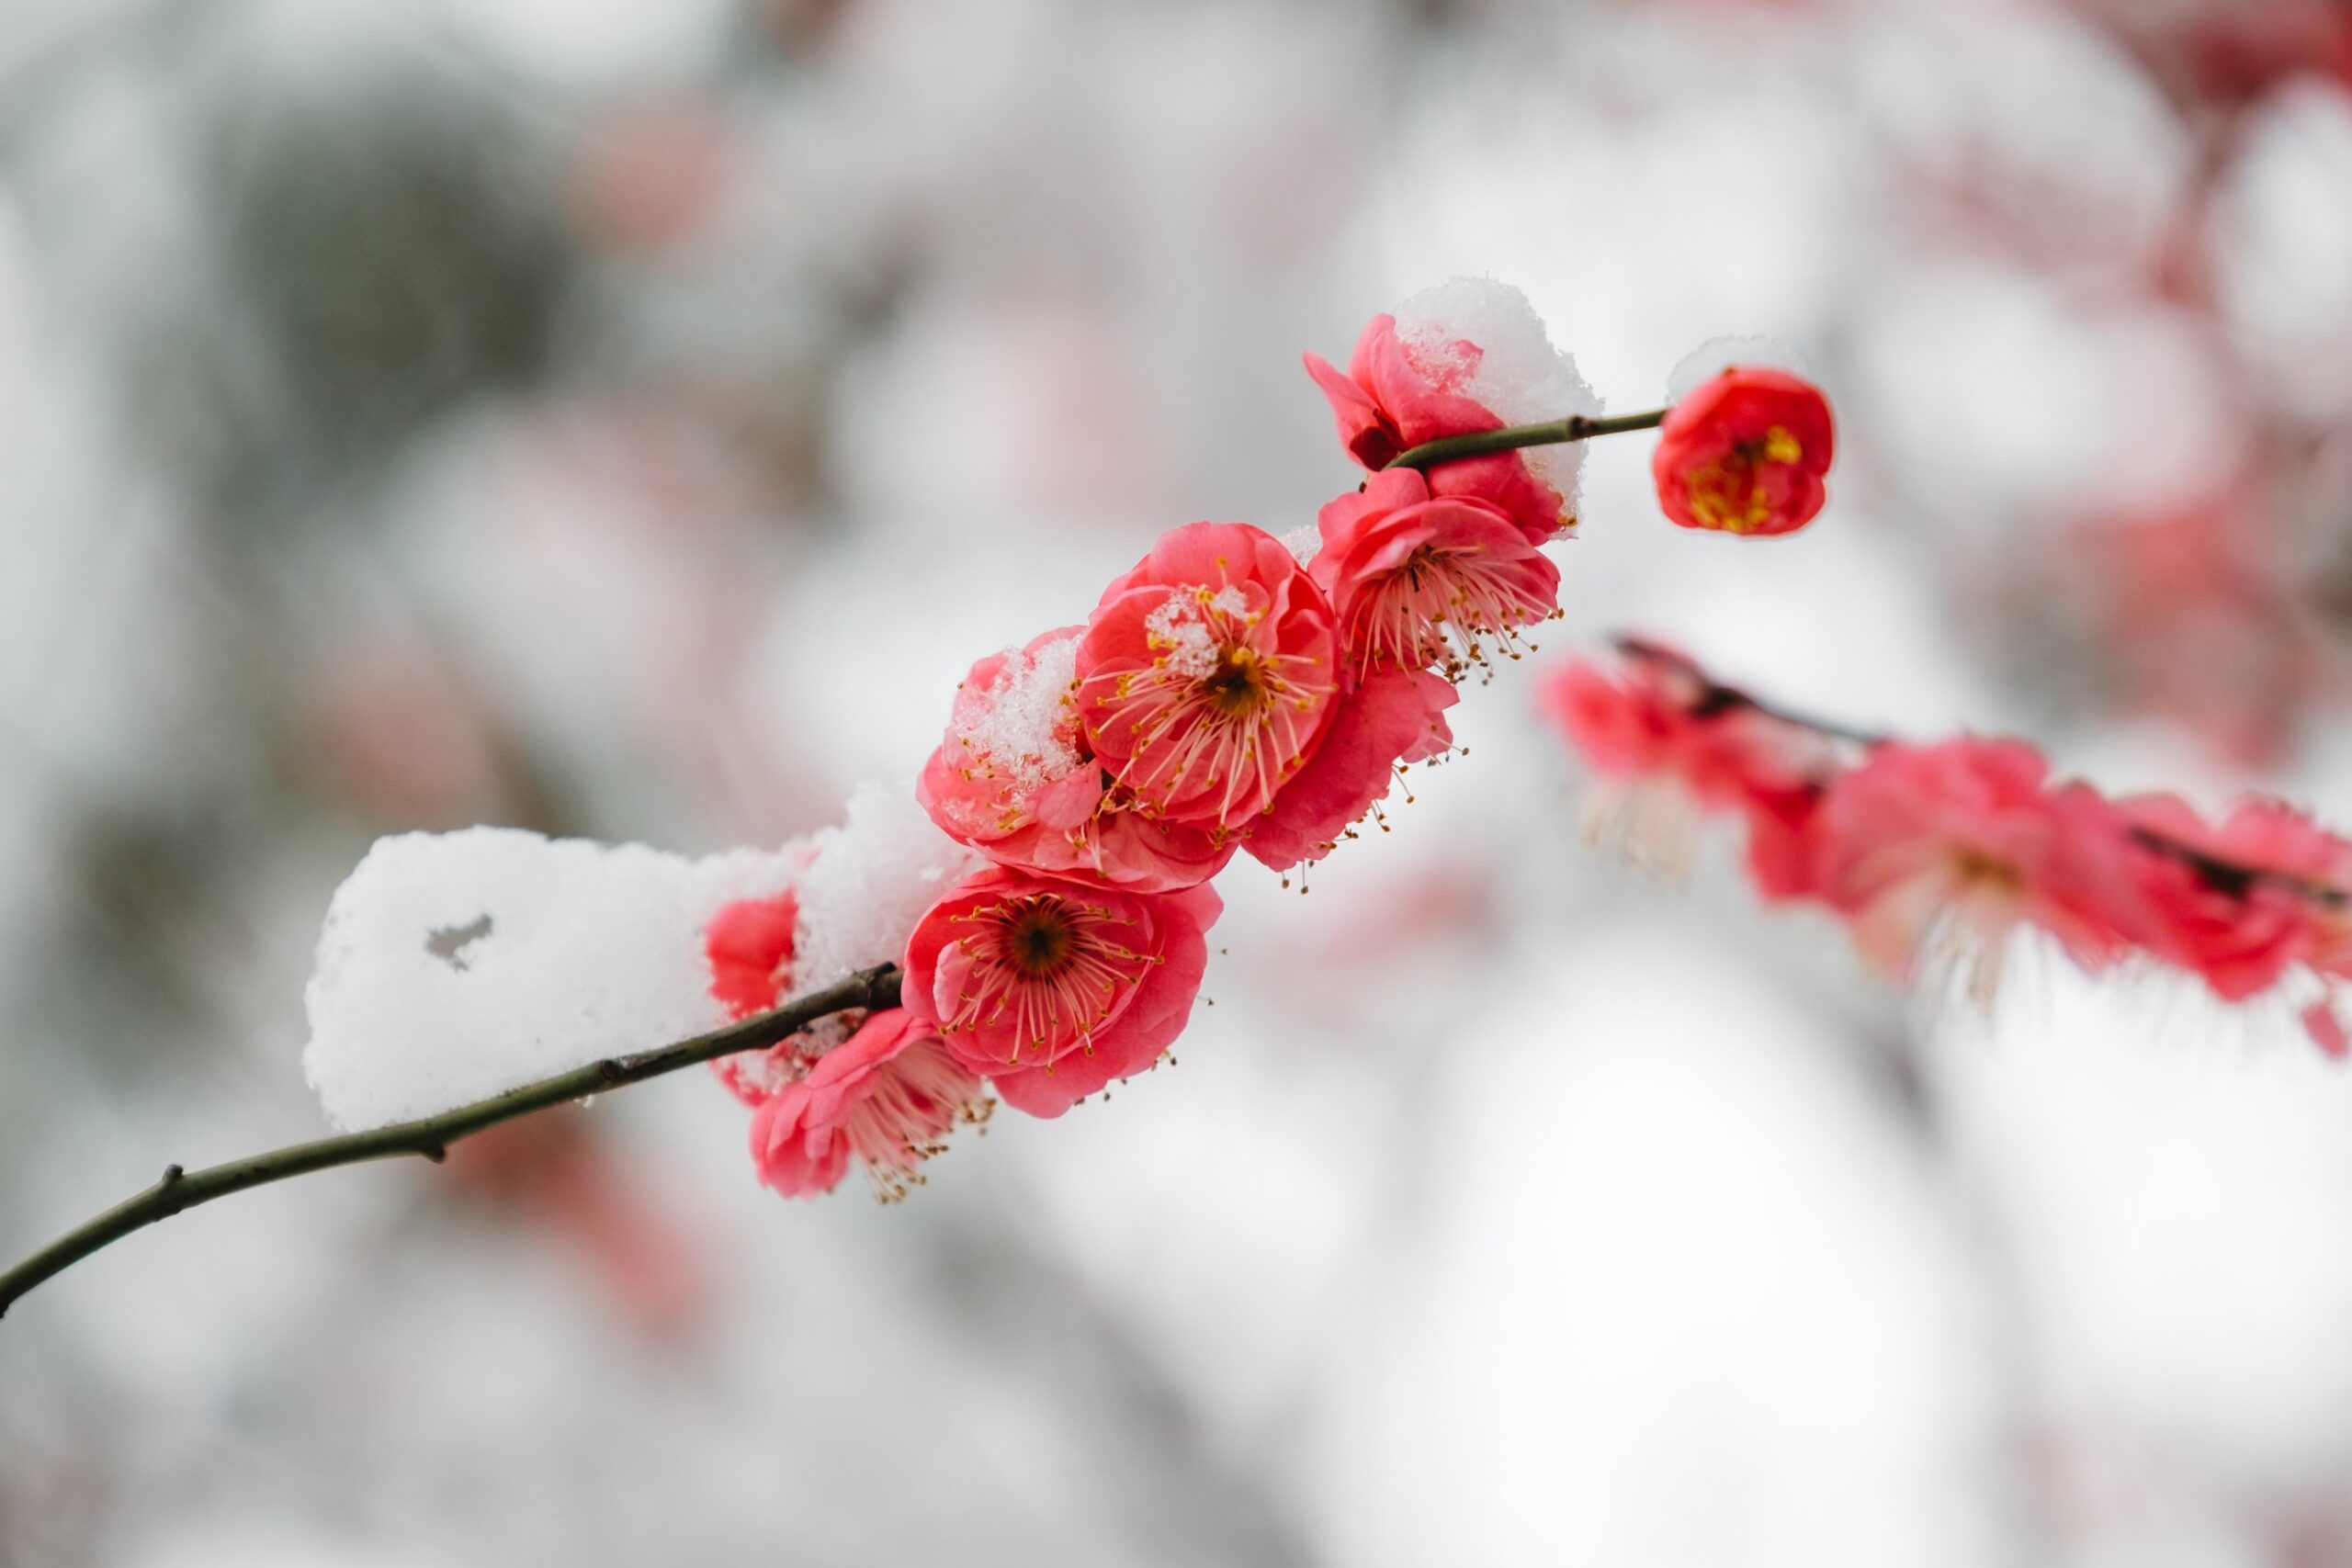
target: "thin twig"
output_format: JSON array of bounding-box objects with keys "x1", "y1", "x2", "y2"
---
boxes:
[
  {"x1": 1386, "y1": 408, "x2": 1668, "y2": 472},
  {"x1": 0, "y1": 964, "x2": 903, "y2": 1319}
]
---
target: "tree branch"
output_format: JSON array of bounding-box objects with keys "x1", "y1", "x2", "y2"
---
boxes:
[
  {"x1": 1386, "y1": 407, "x2": 1668, "y2": 472},
  {"x1": 0, "y1": 964, "x2": 904, "y2": 1320}
]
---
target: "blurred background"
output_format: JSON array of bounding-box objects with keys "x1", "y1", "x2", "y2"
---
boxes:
[{"x1": 6, "y1": 0, "x2": 2352, "y2": 1561}]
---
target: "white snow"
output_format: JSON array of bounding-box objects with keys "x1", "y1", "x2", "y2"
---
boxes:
[
  {"x1": 788, "y1": 783, "x2": 988, "y2": 997},
  {"x1": 302, "y1": 828, "x2": 804, "y2": 1132},
  {"x1": 951, "y1": 632, "x2": 1080, "y2": 790},
  {"x1": 1144, "y1": 589, "x2": 1228, "y2": 679},
  {"x1": 303, "y1": 784, "x2": 984, "y2": 1132},
  {"x1": 1668, "y1": 333, "x2": 1812, "y2": 402},
  {"x1": 1393, "y1": 276, "x2": 1602, "y2": 525}
]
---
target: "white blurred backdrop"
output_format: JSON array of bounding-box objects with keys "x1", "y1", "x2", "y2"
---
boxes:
[{"x1": 7, "y1": 0, "x2": 2352, "y2": 1562}]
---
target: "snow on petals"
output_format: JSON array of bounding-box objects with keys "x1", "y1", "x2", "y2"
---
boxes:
[
  {"x1": 1305, "y1": 278, "x2": 1598, "y2": 541},
  {"x1": 918, "y1": 627, "x2": 1235, "y2": 892},
  {"x1": 900, "y1": 866, "x2": 1219, "y2": 1119},
  {"x1": 1074, "y1": 522, "x2": 1340, "y2": 832}
]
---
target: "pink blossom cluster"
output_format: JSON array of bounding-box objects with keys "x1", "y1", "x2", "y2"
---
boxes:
[
  {"x1": 693, "y1": 296, "x2": 1651, "y2": 1200},
  {"x1": 1543, "y1": 639, "x2": 2352, "y2": 1055},
  {"x1": 693, "y1": 292, "x2": 1841, "y2": 1201}
]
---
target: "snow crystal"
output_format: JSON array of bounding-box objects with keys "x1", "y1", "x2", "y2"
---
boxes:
[
  {"x1": 1667, "y1": 335, "x2": 1812, "y2": 402},
  {"x1": 303, "y1": 829, "x2": 804, "y2": 1132},
  {"x1": 1144, "y1": 590, "x2": 1229, "y2": 679},
  {"x1": 956, "y1": 633, "x2": 1080, "y2": 788},
  {"x1": 791, "y1": 783, "x2": 988, "y2": 997},
  {"x1": 1394, "y1": 276, "x2": 1602, "y2": 525}
]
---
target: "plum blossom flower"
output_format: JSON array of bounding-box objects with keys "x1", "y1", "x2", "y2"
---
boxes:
[
  {"x1": 1652, "y1": 367, "x2": 1835, "y2": 537},
  {"x1": 703, "y1": 889, "x2": 818, "y2": 1107},
  {"x1": 900, "y1": 866, "x2": 1220, "y2": 1118},
  {"x1": 1249, "y1": 667, "x2": 1457, "y2": 873},
  {"x1": 705, "y1": 889, "x2": 800, "y2": 1022},
  {"x1": 918, "y1": 628, "x2": 1234, "y2": 891},
  {"x1": 703, "y1": 891, "x2": 989, "y2": 1199},
  {"x1": 745, "y1": 1009, "x2": 989, "y2": 1201},
  {"x1": 1075, "y1": 523, "x2": 1340, "y2": 832},
  {"x1": 2119, "y1": 795, "x2": 2352, "y2": 1055},
  {"x1": 2113, "y1": 795, "x2": 2327, "y2": 1000},
  {"x1": 1312, "y1": 468, "x2": 1560, "y2": 683},
  {"x1": 1808, "y1": 738, "x2": 2136, "y2": 990},
  {"x1": 1537, "y1": 649, "x2": 1840, "y2": 899},
  {"x1": 1305, "y1": 312, "x2": 1571, "y2": 542}
]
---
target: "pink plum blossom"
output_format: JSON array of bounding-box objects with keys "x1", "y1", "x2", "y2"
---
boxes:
[
  {"x1": 1305, "y1": 313, "x2": 1569, "y2": 541},
  {"x1": 1074, "y1": 522, "x2": 1340, "y2": 833},
  {"x1": 745, "y1": 1009, "x2": 989, "y2": 1201},
  {"x1": 1312, "y1": 468, "x2": 1560, "y2": 682},
  {"x1": 900, "y1": 866, "x2": 1220, "y2": 1119},
  {"x1": 1248, "y1": 667, "x2": 1456, "y2": 873},
  {"x1": 1652, "y1": 367, "x2": 1836, "y2": 538},
  {"x1": 918, "y1": 627, "x2": 1235, "y2": 891}
]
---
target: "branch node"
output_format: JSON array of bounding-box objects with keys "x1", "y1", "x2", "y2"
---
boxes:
[{"x1": 159, "y1": 1164, "x2": 184, "y2": 1189}]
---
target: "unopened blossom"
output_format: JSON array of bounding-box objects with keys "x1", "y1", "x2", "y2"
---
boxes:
[
  {"x1": 705, "y1": 889, "x2": 801, "y2": 1021},
  {"x1": 1075, "y1": 522, "x2": 1340, "y2": 832},
  {"x1": 900, "y1": 866, "x2": 1220, "y2": 1118},
  {"x1": 1652, "y1": 367, "x2": 1835, "y2": 537},
  {"x1": 918, "y1": 628, "x2": 1234, "y2": 891},
  {"x1": 1809, "y1": 738, "x2": 2135, "y2": 983},
  {"x1": 746, "y1": 1009, "x2": 989, "y2": 1201},
  {"x1": 703, "y1": 889, "x2": 816, "y2": 1107},
  {"x1": 1312, "y1": 468, "x2": 1560, "y2": 682},
  {"x1": 1305, "y1": 313, "x2": 1569, "y2": 541},
  {"x1": 1249, "y1": 668, "x2": 1458, "y2": 873}
]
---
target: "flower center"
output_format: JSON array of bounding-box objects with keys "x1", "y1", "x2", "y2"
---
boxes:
[
  {"x1": 1689, "y1": 426, "x2": 1805, "y2": 534},
  {"x1": 1008, "y1": 904, "x2": 1075, "y2": 976},
  {"x1": 1202, "y1": 645, "x2": 1272, "y2": 716}
]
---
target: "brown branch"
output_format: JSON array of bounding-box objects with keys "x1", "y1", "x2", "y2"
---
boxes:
[
  {"x1": 0, "y1": 964, "x2": 903, "y2": 1320},
  {"x1": 1385, "y1": 407, "x2": 1668, "y2": 471}
]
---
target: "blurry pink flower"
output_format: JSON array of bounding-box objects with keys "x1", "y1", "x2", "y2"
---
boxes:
[
  {"x1": 444, "y1": 1114, "x2": 710, "y2": 1340},
  {"x1": 746, "y1": 1009, "x2": 988, "y2": 1201},
  {"x1": 901, "y1": 866, "x2": 1220, "y2": 1119},
  {"x1": 1305, "y1": 314, "x2": 1568, "y2": 540},
  {"x1": 1250, "y1": 667, "x2": 1458, "y2": 873},
  {"x1": 2114, "y1": 795, "x2": 2325, "y2": 1001},
  {"x1": 918, "y1": 627, "x2": 1235, "y2": 891},
  {"x1": 2302, "y1": 1000, "x2": 2350, "y2": 1060},
  {"x1": 2120, "y1": 795, "x2": 2352, "y2": 1057},
  {"x1": 1075, "y1": 523, "x2": 1340, "y2": 831},
  {"x1": 1313, "y1": 468, "x2": 1561, "y2": 682},
  {"x1": 1537, "y1": 650, "x2": 1838, "y2": 900},
  {"x1": 1652, "y1": 367, "x2": 1835, "y2": 537},
  {"x1": 1809, "y1": 738, "x2": 2135, "y2": 979}
]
